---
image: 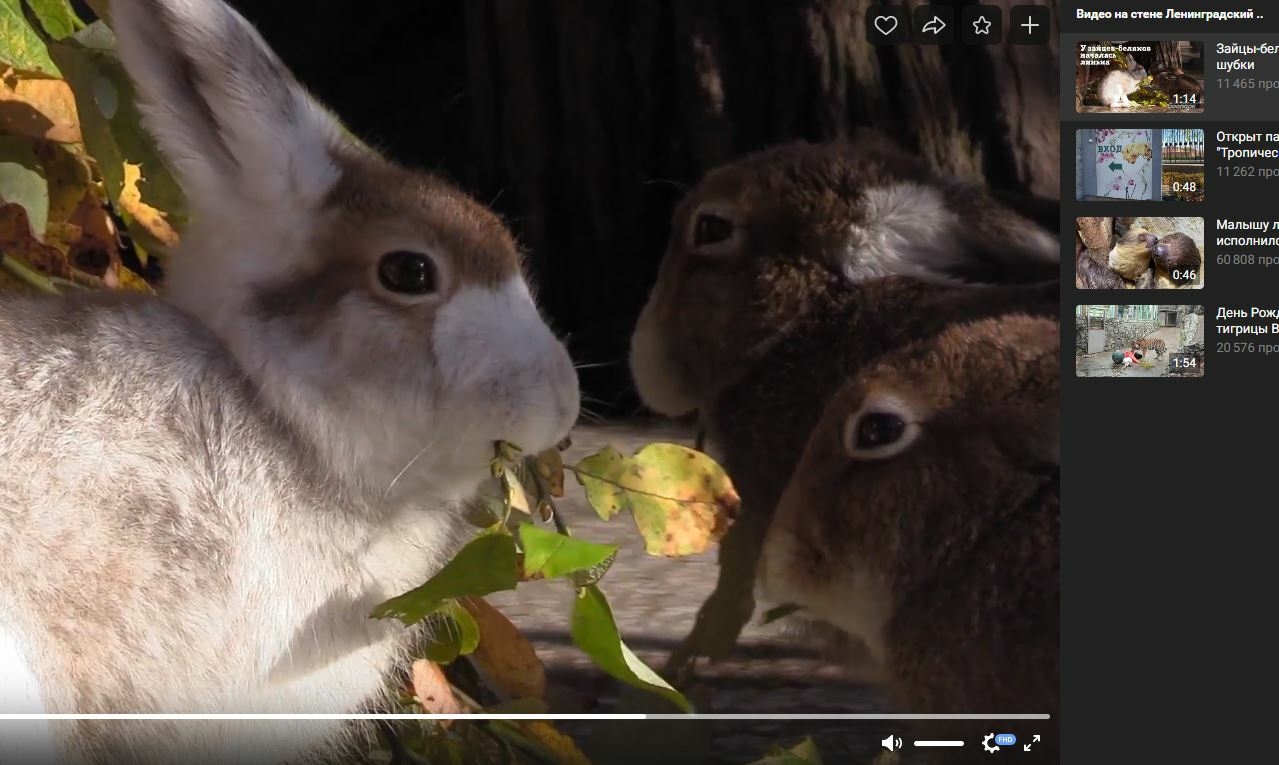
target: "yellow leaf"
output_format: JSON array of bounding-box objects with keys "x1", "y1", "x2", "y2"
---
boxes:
[
  {"x1": 516, "y1": 722, "x2": 594, "y2": 765},
  {"x1": 115, "y1": 263, "x2": 153, "y2": 293},
  {"x1": 460, "y1": 597, "x2": 547, "y2": 701},
  {"x1": 34, "y1": 142, "x2": 93, "y2": 227},
  {"x1": 502, "y1": 465, "x2": 531, "y2": 515},
  {"x1": 42, "y1": 220, "x2": 78, "y2": 250},
  {"x1": 0, "y1": 74, "x2": 81, "y2": 143},
  {"x1": 410, "y1": 660, "x2": 462, "y2": 716},
  {"x1": 119, "y1": 162, "x2": 178, "y2": 250},
  {"x1": 573, "y1": 443, "x2": 740, "y2": 557}
]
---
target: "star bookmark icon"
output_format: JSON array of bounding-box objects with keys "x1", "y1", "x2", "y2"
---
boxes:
[{"x1": 961, "y1": 5, "x2": 1003, "y2": 45}]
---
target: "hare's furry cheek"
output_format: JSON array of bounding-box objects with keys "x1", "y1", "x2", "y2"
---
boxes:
[
  {"x1": 432, "y1": 278, "x2": 579, "y2": 457},
  {"x1": 629, "y1": 315, "x2": 698, "y2": 417},
  {"x1": 759, "y1": 527, "x2": 893, "y2": 663}
]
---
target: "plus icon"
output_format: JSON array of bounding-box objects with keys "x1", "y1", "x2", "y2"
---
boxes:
[{"x1": 1010, "y1": 5, "x2": 1050, "y2": 45}]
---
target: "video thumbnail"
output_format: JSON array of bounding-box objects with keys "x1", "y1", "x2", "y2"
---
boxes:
[
  {"x1": 1075, "y1": 305, "x2": 1205, "y2": 377},
  {"x1": 1075, "y1": 128, "x2": 1204, "y2": 202},
  {"x1": 1076, "y1": 217, "x2": 1204, "y2": 289},
  {"x1": 1075, "y1": 40, "x2": 1204, "y2": 113}
]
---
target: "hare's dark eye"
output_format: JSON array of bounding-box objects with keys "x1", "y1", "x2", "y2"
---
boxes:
[
  {"x1": 843, "y1": 398, "x2": 921, "y2": 461},
  {"x1": 854, "y1": 412, "x2": 906, "y2": 450},
  {"x1": 693, "y1": 213, "x2": 735, "y2": 247},
  {"x1": 378, "y1": 251, "x2": 438, "y2": 295}
]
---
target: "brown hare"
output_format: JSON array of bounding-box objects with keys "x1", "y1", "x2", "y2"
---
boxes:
[
  {"x1": 759, "y1": 315, "x2": 1059, "y2": 759},
  {"x1": 628, "y1": 138, "x2": 1058, "y2": 665}
]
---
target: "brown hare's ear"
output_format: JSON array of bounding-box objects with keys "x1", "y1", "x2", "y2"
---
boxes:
[
  {"x1": 111, "y1": 0, "x2": 346, "y2": 216},
  {"x1": 842, "y1": 181, "x2": 1059, "y2": 286},
  {"x1": 943, "y1": 188, "x2": 1061, "y2": 284}
]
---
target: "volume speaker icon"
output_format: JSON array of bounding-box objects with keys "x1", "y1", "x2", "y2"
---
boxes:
[{"x1": 881, "y1": 735, "x2": 903, "y2": 752}]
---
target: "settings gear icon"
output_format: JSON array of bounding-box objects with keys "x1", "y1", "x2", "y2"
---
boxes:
[{"x1": 982, "y1": 733, "x2": 1000, "y2": 753}]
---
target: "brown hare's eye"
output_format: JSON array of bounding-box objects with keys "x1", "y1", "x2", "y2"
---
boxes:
[
  {"x1": 378, "y1": 251, "x2": 438, "y2": 295},
  {"x1": 843, "y1": 395, "x2": 922, "y2": 461},
  {"x1": 854, "y1": 412, "x2": 905, "y2": 450},
  {"x1": 693, "y1": 213, "x2": 735, "y2": 247}
]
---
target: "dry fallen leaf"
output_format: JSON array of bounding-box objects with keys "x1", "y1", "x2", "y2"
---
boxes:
[
  {"x1": 461, "y1": 597, "x2": 547, "y2": 701},
  {"x1": 535, "y1": 447, "x2": 565, "y2": 497},
  {"x1": 410, "y1": 659, "x2": 462, "y2": 716},
  {"x1": 0, "y1": 202, "x2": 69, "y2": 278},
  {"x1": 65, "y1": 191, "x2": 129, "y2": 289}
]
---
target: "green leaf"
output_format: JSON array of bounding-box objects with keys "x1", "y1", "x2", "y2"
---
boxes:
[
  {"x1": 24, "y1": 0, "x2": 82, "y2": 40},
  {"x1": 420, "y1": 600, "x2": 481, "y2": 664},
  {"x1": 518, "y1": 523, "x2": 617, "y2": 581},
  {"x1": 0, "y1": 0, "x2": 60, "y2": 75},
  {"x1": 569, "y1": 584, "x2": 691, "y2": 712},
  {"x1": 0, "y1": 136, "x2": 47, "y2": 233},
  {"x1": 372, "y1": 532, "x2": 519, "y2": 625},
  {"x1": 573, "y1": 447, "x2": 628, "y2": 520},
  {"x1": 50, "y1": 28, "x2": 186, "y2": 218},
  {"x1": 746, "y1": 738, "x2": 825, "y2": 765},
  {"x1": 572, "y1": 443, "x2": 739, "y2": 557},
  {"x1": 46, "y1": 40, "x2": 121, "y2": 198}
]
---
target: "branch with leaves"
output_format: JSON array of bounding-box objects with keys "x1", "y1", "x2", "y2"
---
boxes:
[
  {"x1": 368, "y1": 439, "x2": 743, "y2": 763},
  {"x1": 1, "y1": 0, "x2": 178, "y2": 295}
]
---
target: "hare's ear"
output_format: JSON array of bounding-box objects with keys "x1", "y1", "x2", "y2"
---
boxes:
[
  {"x1": 941, "y1": 187, "x2": 1060, "y2": 284},
  {"x1": 111, "y1": 0, "x2": 345, "y2": 213},
  {"x1": 842, "y1": 181, "x2": 1059, "y2": 286}
]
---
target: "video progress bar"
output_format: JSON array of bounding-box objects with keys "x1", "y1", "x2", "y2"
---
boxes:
[{"x1": 0, "y1": 713, "x2": 1052, "y2": 721}]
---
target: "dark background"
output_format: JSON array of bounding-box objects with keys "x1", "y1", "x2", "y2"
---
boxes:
[{"x1": 221, "y1": 0, "x2": 1060, "y2": 414}]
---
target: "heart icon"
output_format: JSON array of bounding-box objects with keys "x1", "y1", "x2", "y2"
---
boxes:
[{"x1": 873, "y1": 15, "x2": 898, "y2": 35}]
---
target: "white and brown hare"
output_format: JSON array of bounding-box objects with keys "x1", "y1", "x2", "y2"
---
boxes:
[
  {"x1": 0, "y1": 0, "x2": 578, "y2": 762},
  {"x1": 759, "y1": 315, "x2": 1060, "y2": 758},
  {"x1": 628, "y1": 138, "x2": 1058, "y2": 667}
]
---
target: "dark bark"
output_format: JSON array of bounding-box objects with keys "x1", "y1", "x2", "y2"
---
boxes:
[
  {"x1": 233, "y1": 0, "x2": 1061, "y2": 413},
  {"x1": 1151, "y1": 40, "x2": 1183, "y2": 70}
]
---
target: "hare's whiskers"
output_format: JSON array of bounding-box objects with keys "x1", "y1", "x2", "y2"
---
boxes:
[
  {"x1": 573, "y1": 359, "x2": 623, "y2": 370},
  {"x1": 641, "y1": 177, "x2": 692, "y2": 192},
  {"x1": 383, "y1": 439, "x2": 436, "y2": 499}
]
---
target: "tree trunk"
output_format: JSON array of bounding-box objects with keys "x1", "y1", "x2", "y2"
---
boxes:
[
  {"x1": 235, "y1": 0, "x2": 1061, "y2": 412},
  {"x1": 1151, "y1": 41, "x2": 1182, "y2": 71}
]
